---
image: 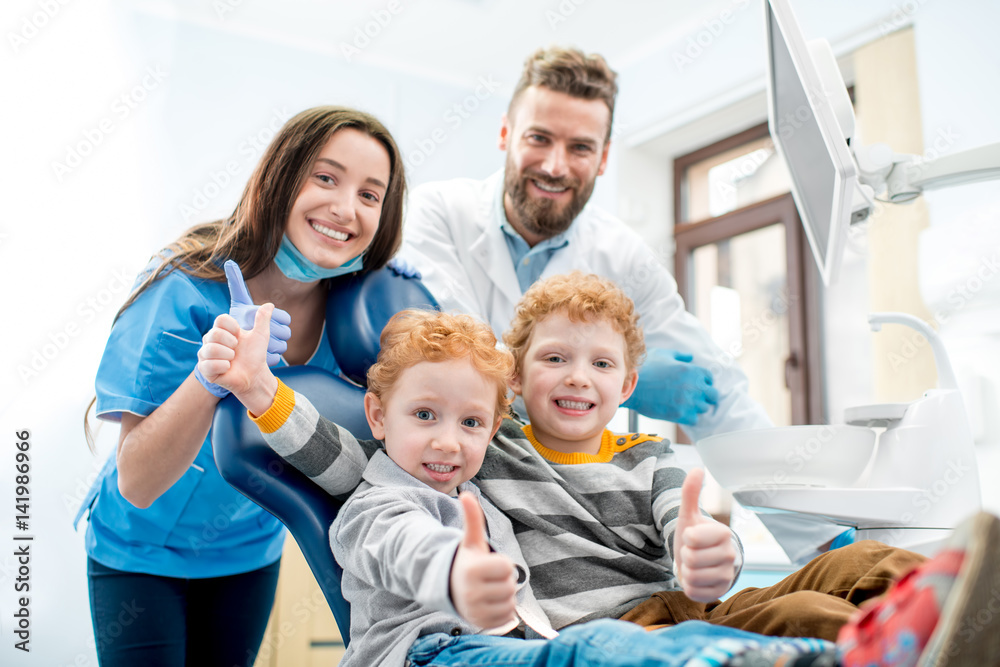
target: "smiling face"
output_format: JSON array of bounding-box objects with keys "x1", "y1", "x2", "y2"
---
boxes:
[
  {"x1": 284, "y1": 127, "x2": 391, "y2": 270},
  {"x1": 364, "y1": 358, "x2": 502, "y2": 495},
  {"x1": 510, "y1": 311, "x2": 638, "y2": 455},
  {"x1": 499, "y1": 85, "x2": 611, "y2": 246}
]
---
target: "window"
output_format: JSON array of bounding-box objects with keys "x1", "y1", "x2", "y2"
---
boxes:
[{"x1": 673, "y1": 123, "x2": 823, "y2": 442}]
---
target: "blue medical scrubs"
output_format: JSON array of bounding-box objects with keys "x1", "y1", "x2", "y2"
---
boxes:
[{"x1": 76, "y1": 266, "x2": 340, "y2": 577}]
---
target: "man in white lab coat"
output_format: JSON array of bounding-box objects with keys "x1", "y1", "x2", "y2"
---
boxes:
[{"x1": 398, "y1": 46, "x2": 839, "y2": 561}]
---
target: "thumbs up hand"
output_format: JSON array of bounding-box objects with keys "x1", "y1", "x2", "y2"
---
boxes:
[
  {"x1": 225, "y1": 260, "x2": 292, "y2": 367},
  {"x1": 197, "y1": 303, "x2": 279, "y2": 416},
  {"x1": 450, "y1": 491, "x2": 518, "y2": 630},
  {"x1": 674, "y1": 468, "x2": 737, "y2": 603}
]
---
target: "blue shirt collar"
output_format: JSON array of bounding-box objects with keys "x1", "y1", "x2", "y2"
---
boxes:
[{"x1": 495, "y1": 176, "x2": 570, "y2": 292}]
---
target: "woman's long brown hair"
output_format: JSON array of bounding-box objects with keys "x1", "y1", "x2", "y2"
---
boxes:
[{"x1": 85, "y1": 106, "x2": 407, "y2": 452}]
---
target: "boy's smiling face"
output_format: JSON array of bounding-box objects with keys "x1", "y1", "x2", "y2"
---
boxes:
[
  {"x1": 510, "y1": 312, "x2": 638, "y2": 455},
  {"x1": 364, "y1": 358, "x2": 501, "y2": 495}
]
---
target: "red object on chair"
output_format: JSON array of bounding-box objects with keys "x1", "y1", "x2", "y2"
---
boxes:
[{"x1": 837, "y1": 512, "x2": 1000, "y2": 667}]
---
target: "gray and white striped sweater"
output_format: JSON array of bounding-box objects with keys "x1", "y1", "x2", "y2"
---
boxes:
[{"x1": 256, "y1": 383, "x2": 743, "y2": 629}]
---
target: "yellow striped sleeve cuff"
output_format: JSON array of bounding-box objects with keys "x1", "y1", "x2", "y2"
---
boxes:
[{"x1": 249, "y1": 380, "x2": 296, "y2": 434}]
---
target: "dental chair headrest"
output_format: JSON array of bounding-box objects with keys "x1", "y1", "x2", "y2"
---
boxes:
[{"x1": 326, "y1": 266, "x2": 439, "y2": 386}]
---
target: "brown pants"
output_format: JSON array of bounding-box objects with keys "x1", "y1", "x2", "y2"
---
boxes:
[{"x1": 619, "y1": 540, "x2": 927, "y2": 641}]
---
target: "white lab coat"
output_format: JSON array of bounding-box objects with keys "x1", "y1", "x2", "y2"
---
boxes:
[
  {"x1": 399, "y1": 171, "x2": 773, "y2": 442},
  {"x1": 399, "y1": 171, "x2": 844, "y2": 562}
]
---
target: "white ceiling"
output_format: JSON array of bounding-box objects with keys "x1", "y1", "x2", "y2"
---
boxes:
[{"x1": 133, "y1": 0, "x2": 737, "y2": 88}]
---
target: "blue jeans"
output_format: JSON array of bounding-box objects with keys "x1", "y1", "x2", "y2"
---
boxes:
[
  {"x1": 87, "y1": 557, "x2": 280, "y2": 667},
  {"x1": 407, "y1": 619, "x2": 834, "y2": 667}
]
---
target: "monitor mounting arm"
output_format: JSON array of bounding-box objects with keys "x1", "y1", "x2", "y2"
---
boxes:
[
  {"x1": 808, "y1": 38, "x2": 1000, "y2": 221},
  {"x1": 852, "y1": 141, "x2": 1000, "y2": 209}
]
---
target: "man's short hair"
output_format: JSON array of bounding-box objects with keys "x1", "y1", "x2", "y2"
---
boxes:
[
  {"x1": 367, "y1": 309, "x2": 513, "y2": 420},
  {"x1": 509, "y1": 46, "x2": 618, "y2": 141},
  {"x1": 503, "y1": 272, "x2": 645, "y2": 373}
]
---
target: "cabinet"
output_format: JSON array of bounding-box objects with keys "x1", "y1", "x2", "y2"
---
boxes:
[{"x1": 254, "y1": 536, "x2": 346, "y2": 666}]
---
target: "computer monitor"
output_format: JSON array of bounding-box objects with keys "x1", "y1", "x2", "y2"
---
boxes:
[{"x1": 765, "y1": 0, "x2": 858, "y2": 286}]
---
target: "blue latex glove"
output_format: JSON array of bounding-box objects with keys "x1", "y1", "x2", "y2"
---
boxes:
[
  {"x1": 194, "y1": 365, "x2": 231, "y2": 398},
  {"x1": 829, "y1": 528, "x2": 856, "y2": 551},
  {"x1": 224, "y1": 260, "x2": 292, "y2": 366},
  {"x1": 386, "y1": 256, "x2": 421, "y2": 279},
  {"x1": 621, "y1": 348, "x2": 719, "y2": 425},
  {"x1": 194, "y1": 261, "x2": 293, "y2": 398}
]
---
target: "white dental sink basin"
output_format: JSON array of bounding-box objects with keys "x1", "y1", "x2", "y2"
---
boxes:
[
  {"x1": 693, "y1": 313, "x2": 982, "y2": 555},
  {"x1": 695, "y1": 425, "x2": 876, "y2": 491}
]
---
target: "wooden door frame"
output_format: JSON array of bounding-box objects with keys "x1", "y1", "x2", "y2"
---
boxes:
[
  {"x1": 674, "y1": 194, "x2": 823, "y2": 427},
  {"x1": 672, "y1": 121, "x2": 825, "y2": 431}
]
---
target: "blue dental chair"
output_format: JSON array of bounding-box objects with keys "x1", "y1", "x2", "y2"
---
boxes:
[{"x1": 211, "y1": 267, "x2": 438, "y2": 645}]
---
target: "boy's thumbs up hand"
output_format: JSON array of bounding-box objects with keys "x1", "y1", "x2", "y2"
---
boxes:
[
  {"x1": 459, "y1": 491, "x2": 490, "y2": 553},
  {"x1": 197, "y1": 303, "x2": 279, "y2": 416},
  {"x1": 450, "y1": 492, "x2": 518, "y2": 630},
  {"x1": 674, "y1": 468, "x2": 737, "y2": 603}
]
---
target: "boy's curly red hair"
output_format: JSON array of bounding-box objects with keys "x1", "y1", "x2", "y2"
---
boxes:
[
  {"x1": 367, "y1": 309, "x2": 513, "y2": 420},
  {"x1": 503, "y1": 272, "x2": 645, "y2": 373}
]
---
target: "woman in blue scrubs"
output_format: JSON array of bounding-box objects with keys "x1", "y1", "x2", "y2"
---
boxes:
[{"x1": 77, "y1": 106, "x2": 406, "y2": 666}]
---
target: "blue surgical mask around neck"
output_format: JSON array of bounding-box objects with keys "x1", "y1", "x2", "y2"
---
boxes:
[{"x1": 273, "y1": 234, "x2": 365, "y2": 282}]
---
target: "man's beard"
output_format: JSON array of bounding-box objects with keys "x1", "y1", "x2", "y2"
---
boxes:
[{"x1": 504, "y1": 157, "x2": 596, "y2": 240}]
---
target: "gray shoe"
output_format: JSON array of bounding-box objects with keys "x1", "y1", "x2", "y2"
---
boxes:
[{"x1": 919, "y1": 511, "x2": 1000, "y2": 666}]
